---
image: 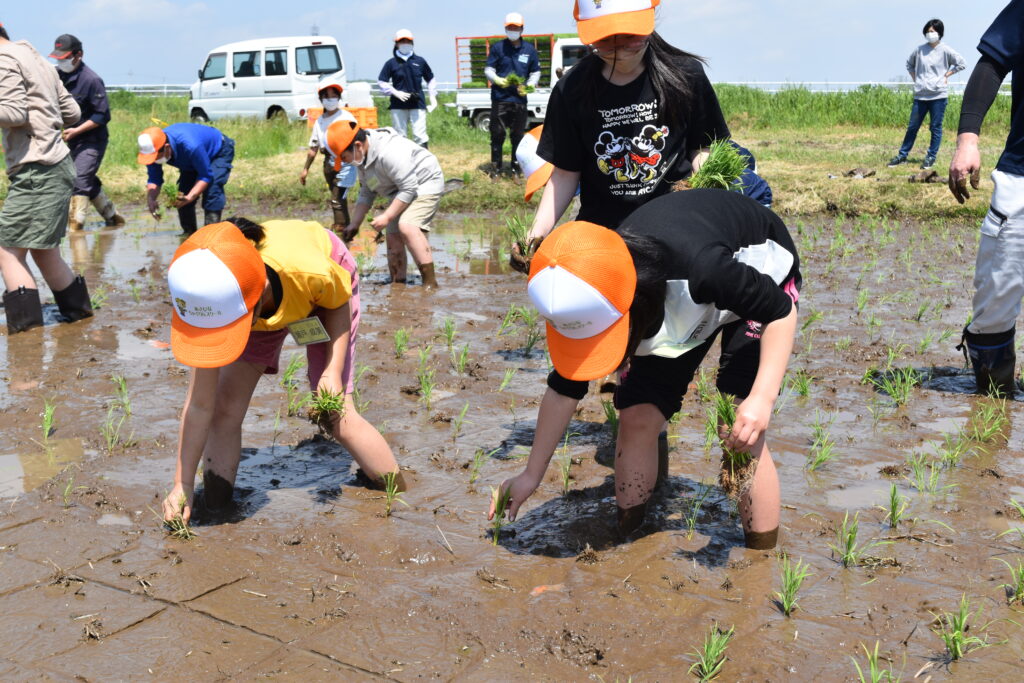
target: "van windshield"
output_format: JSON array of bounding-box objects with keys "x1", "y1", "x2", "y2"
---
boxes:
[{"x1": 296, "y1": 45, "x2": 343, "y2": 75}]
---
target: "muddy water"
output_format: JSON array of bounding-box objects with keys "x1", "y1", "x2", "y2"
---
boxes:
[{"x1": 2, "y1": 209, "x2": 1024, "y2": 679}]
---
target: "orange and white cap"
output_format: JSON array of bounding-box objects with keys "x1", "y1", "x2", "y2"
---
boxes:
[
  {"x1": 527, "y1": 221, "x2": 637, "y2": 381},
  {"x1": 137, "y1": 126, "x2": 167, "y2": 165},
  {"x1": 317, "y1": 81, "x2": 345, "y2": 98},
  {"x1": 515, "y1": 125, "x2": 553, "y2": 202},
  {"x1": 168, "y1": 222, "x2": 266, "y2": 368},
  {"x1": 574, "y1": 0, "x2": 660, "y2": 45},
  {"x1": 325, "y1": 119, "x2": 361, "y2": 172},
  {"x1": 394, "y1": 28, "x2": 414, "y2": 42},
  {"x1": 505, "y1": 12, "x2": 524, "y2": 27}
]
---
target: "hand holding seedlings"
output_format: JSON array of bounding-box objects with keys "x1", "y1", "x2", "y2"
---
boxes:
[
  {"x1": 722, "y1": 393, "x2": 773, "y2": 452},
  {"x1": 161, "y1": 485, "x2": 194, "y2": 527},
  {"x1": 487, "y1": 472, "x2": 541, "y2": 523}
]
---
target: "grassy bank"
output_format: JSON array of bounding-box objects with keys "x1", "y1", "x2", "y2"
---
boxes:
[{"x1": 1, "y1": 87, "x2": 1012, "y2": 221}]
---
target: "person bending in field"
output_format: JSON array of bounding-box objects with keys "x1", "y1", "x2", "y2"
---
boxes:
[
  {"x1": 490, "y1": 190, "x2": 800, "y2": 549},
  {"x1": 161, "y1": 219, "x2": 402, "y2": 524}
]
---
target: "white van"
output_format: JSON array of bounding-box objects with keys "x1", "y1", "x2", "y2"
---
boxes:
[{"x1": 188, "y1": 36, "x2": 347, "y2": 122}]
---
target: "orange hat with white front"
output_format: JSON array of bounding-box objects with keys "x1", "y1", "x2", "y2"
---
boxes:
[
  {"x1": 137, "y1": 126, "x2": 167, "y2": 165},
  {"x1": 325, "y1": 119, "x2": 361, "y2": 172},
  {"x1": 168, "y1": 222, "x2": 267, "y2": 368},
  {"x1": 394, "y1": 28, "x2": 414, "y2": 42},
  {"x1": 505, "y1": 13, "x2": 524, "y2": 27},
  {"x1": 516, "y1": 125, "x2": 553, "y2": 202},
  {"x1": 574, "y1": 0, "x2": 660, "y2": 45},
  {"x1": 317, "y1": 81, "x2": 345, "y2": 98},
  {"x1": 527, "y1": 222, "x2": 637, "y2": 381}
]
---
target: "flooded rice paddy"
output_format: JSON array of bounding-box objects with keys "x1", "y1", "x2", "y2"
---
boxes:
[{"x1": 2, "y1": 208, "x2": 1024, "y2": 680}]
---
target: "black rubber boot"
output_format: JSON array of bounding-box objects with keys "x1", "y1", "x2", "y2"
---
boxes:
[
  {"x1": 178, "y1": 205, "x2": 198, "y2": 235},
  {"x1": 203, "y1": 210, "x2": 222, "y2": 227},
  {"x1": 53, "y1": 276, "x2": 94, "y2": 323},
  {"x1": 958, "y1": 327, "x2": 1016, "y2": 397},
  {"x1": 656, "y1": 431, "x2": 670, "y2": 487},
  {"x1": 3, "y1": 287, "x2": 44, "y2": 334}
]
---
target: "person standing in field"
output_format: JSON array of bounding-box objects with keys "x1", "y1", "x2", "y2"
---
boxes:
[
  {"x1": 300, "y1": 82, "x2": 357, "y2": 232},
  {"x1": 489, "y1": 190, "x2": 800, "y2": 548},
  {"x1": 948, "y1": 0, "x2": 1024, "y2": 397},
  {"x1": 49, "y1": 33, "x2": 124, "y2": 232},
  {"x1": 378, "y1": 29, "x2": 438, "y2": 149},
  {"x1": 137, "y1": 122, "x2": 235, "y2": 235},
  {"x1": 332, "y1": 120, "x2": 443, "y2": 289},
  {"x1": 0, "y1": 22, "x2": 94, "y2": 334},
  {"x1": 160, "y1": 218, "x2": 402, "y2": 525},
  {"x1": 887, "y1": 19, "x2": 967, "y2": 170},
  {"x1": 485, "y1": 12, "x2": 541, "y2": 175}
]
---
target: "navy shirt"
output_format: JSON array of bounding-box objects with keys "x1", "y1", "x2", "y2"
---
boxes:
[
  {"x1": 486, "y1": 38, "x2": 540, "y2": 104},
  {"x1": 58, "y1": 62, "x2": 110, "y2": 145},
  {"x1": 378, "y1": 53, "x2": 434, "y2": 110},
  {"x1": 146, "y1": 123, "x2": 224, "y2": 186},
  {"x1": 979, "y1": 0, "x2": 1024, "y2": 175}
]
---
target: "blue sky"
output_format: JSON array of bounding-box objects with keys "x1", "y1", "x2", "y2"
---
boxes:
[{"x1": 2, "y1": 1, "x2": 1003, "y2": 86}]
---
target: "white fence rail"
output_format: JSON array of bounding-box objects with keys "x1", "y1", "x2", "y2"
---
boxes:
[{"x1": 106, "y1": 81, "x2": 1009, "y2": 97}]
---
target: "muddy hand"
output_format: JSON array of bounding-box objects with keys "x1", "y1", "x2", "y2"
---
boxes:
[
  {"x1": 949, "y1": 167, "x2": 981, "y2": 204},
  {"x1": 509, "y1": 237, "x2": 542, "y2": 275},
  {"x1": 341, "y1": 224, "x2": 359, "y2": 242},
  {"x1": 725, "y1": 395, "x2": 772, "y2": 452},
  {"x1": 162, "y1": 484, "x2": 194, "y2": 525},
  {"x1": 487, "y1": 472, "x2": 539, "y2": 522}
]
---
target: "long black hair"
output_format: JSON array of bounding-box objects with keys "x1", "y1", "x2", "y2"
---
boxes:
[
  {"x1": 618, "y1": 230, "x2": 668, "y2": 361},
  {"x1": 225, "y1": 216, "x2": 266, "y2": 248},
  {"x1": 0, "y1": 25, "x2": 9, "y2": 40},
  {"x1": 576, "y1": 31, "x2": 706, "y2": 129}
]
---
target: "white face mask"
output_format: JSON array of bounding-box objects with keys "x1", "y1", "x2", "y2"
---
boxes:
[
  {"x1": 320, "y1": 97, "x2": 340, "y2": 111},
  {"x1": 506, "y1": 30, "x2": 522, "y2": 41},
  {"x1": 55, "y1": 59, "x2": 76, "y2": 73},
  {"x1": 397, "y1": 44, "x2": 413, "y2": 57},
  {"x1": 925, "y1": 31, "x2": 939, "y2": 44},
  {"x1": 154, "y1": 153, "x2": 169, "y2": 165}
]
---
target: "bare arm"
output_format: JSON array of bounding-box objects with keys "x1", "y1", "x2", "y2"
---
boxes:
[
  {"x1": 489, "y1": 388, "x2": 579, "y2": 521},
  {"x1": 527, "y1": 166, "x2": 580, "y2": 241},
  {"x1": 726, "y1": 305, "x2": 797, "y2": 451},
  {"x1": 162, "y1": 367, "x2": 220, "y2": 522},
  {"x1": 315, "y1": 302, "x2": 352, "y2": 394}
]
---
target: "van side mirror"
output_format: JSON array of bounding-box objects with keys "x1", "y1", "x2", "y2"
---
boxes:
[{"x1": 198, "y1": 68, "x2": 204, "y2": 81}]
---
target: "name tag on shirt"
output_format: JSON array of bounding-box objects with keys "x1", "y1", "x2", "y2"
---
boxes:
[
  {"x1": 287, "y1": 317, "x2": 330, "y2": 345},
  {"x1": 518, "y1": 54, "x2": 529, "y2": 64}
]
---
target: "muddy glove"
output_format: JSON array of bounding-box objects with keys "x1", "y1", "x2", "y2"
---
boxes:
[
  {"x1": 341, "y1": 224, "x2": 359, "y2": 242},
  {"x1": 949, "y1": 167, "x2": 981, "y2": 204},
  {"x1": 391, "y1": 89, "x2": 411, "y2": 102},
  {"x1": 426, "y1": 94, "x2": 438, "y2": 113},
  {"x1": 509, "y1": 237, "x2": 543, "y2": 275}
]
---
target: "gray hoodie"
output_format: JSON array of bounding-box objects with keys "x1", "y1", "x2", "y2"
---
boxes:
[
  {"x1": 356, "y1": 128, "x2": 444, "y2": 205},
  {"x1": 906, "y1": 42, "x2": 967, "y2": 101}
]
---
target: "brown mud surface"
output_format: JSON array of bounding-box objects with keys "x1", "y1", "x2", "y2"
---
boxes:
[{"x1": 2, "y1": 209, "x2": 1024, "y2": 680}]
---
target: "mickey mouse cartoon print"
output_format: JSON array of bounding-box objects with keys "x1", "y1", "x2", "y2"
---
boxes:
[
  {"x1": 595, "y1": 131, "x2": 633, "y2": 182},
  {"x1": 630, "y1": 125, "x2": 669, "y2": 182},
  {"x1": 594, "y1": 124, "x2": 670, "y2": 185}
]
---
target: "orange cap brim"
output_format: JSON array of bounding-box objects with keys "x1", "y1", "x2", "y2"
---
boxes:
[
  {"x1": 524, "y1": 162, "x2": 553, "y2": 202},
  {"x1": 577, "y1": 8, "x2": 655, "y2": 45},
  {"x1": 545, "y1": 311, "x2": 630, "y2": 382},
  {"x1": 170, "y1": 308, "x2": 253, "y2": 369},
  {"x1": 137, "y1": 151, "x2": 159, "y2": 165}
]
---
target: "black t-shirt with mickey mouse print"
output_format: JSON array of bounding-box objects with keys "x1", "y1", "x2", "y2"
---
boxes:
[{"x1": 539, "y1": 55, "x2": 730, "y2": 229}]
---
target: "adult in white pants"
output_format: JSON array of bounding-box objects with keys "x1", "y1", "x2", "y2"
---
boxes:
[
  {"x1": 949, "y1": 0, "x2": 1024, "y2": 397},
  {"x1": 378, "y1": 29, "x2": 438, "y2": 149}
]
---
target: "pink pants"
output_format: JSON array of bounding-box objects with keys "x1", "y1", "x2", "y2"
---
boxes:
[{"x1": 240, "y1": 231, "x2": 361, "y2": 394}]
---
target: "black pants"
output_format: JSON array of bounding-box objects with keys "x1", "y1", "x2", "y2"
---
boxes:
[
  {"x1": 69, "y1": 140, "x2": 107, "y2": 199},
  {"x1": 490, "y1": 101, "x2": 527, "y2": 167}
]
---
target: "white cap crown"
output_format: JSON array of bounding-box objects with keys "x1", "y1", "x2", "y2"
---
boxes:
[
  {"x1": 168, "y1": 249, "x2": 249, "y2": 329},
  {"x1": 505, "y1": 12, "x2": 524, "y2": 26},
  {"x1": 138, "y1": 133, "x2": 157, "y2": 155},
  {"x1": 528, "y1": 264, "x2": 622, "y2": 340},
  {"x1": 576, "y1": 0, "x2": 653, "y2": 21}
]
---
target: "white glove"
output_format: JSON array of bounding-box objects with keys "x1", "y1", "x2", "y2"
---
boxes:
[
  {"x1": 392, "y1": 89, "x2": 411, "y2": 102},
  {"x1": 426, "y1": 95, "x2": 438, "y2": 113},
  {"x1": 493, "y1": 77, "x2": 509, "y2": 88}
]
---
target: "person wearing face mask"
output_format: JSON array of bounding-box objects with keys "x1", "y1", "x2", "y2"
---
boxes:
[
  {"x1": 888, "y1": 19, "x2": 967, "y2": 170},
  {"x1": 484, "y1": 13, "x2": 541, "y2": 175},
  {"x1": 377, "y1": 29, "x2": 438, "y2": 149},
  {"x1": 0, "y1": 21, "x2": 94, "y2": 334},
  {"x1": 49, "y1": 34, "x2": 124, "y2": 233},
  {"x1": 301, "y1": 83, "x2": 358, "y2": 232},
  {"x1": 513, "y1": 0, "x2": 729, "y2": 267},
  {"x1": 137, "y1": 122, "x2": 235, "y2": 235},
  {"x1": 327, "y1": 120, "x2": 443, "y2": 288}
]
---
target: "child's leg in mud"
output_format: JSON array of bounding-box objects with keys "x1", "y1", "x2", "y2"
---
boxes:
[
  {"x1": 385, "y1": 232, "x2": 408, "y2": 283},
  {"x1": 397, "y1": 220, "x2": 432, "y2": 269},
  {"x1": 615, "y1": 403, "x2": 664, "y2": 535},
  {"x1": 738, "y1": 432, "x2": 780, "y2": 549},
  {"x1": 331, "y1": 395, "x2": 403, "y2": 490},
  {"x1": 201, "y1": 361, "x2": 264, "y2": 508}
]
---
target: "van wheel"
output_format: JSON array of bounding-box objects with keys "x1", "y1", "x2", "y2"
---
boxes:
[
  {"x1": 190, "y1": 109, "x2": 209, "y2": 123},
  {"x1": 267, "y1": 107, "x2": 287, "y2": 121},
  {"x1": 473, "y1": 111, "x2": 491, "y2": 132}
]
